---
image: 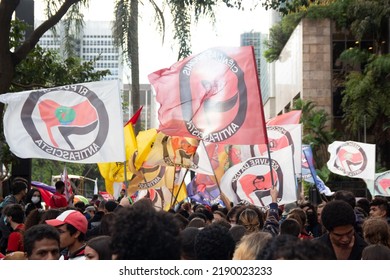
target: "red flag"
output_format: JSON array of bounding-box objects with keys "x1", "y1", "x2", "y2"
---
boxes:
[
  {"x1": 38, "y1": 99, "x2": 98, "y2": 148},
  {"x1": 266, "y1": 110, "x2": 302, "y2": 125},
  {"x1": 61, "y1": 166, "x2": 73, "y2": 206},
  {"x1": 125, "y1": 106, "x2": 143, "y2": 126},
  {"x1": 148, "y1": 46, "x2": 268, "y2": 145}
]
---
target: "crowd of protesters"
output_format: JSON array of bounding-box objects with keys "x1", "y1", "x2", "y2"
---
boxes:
[{"x1": 0, "y1": 177, "x2": 389, "y2": 260}]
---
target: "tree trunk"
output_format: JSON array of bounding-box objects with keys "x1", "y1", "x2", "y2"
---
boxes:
[{"x1": 129, "y1": 0, "x2": 140, "y2": 133}]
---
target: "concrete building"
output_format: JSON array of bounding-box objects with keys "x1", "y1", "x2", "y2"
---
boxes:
[
  {"x1": 37, "y1": 20, "x2": 122, "y2": 81},
  {"x1": 263, "y1": 18, "x2": 333, "y2": 126},
  {"x1": 122, "y1": 84, "x2": 157, "y2": 130}
]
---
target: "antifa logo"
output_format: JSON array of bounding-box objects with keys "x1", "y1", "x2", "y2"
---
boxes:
[
  {"x1": 375, "y1": 172, "x2": 390, "y2": 195},
  {"x1": 21, "y1": 85, "x2": 109, "y2": 161},
  {"x1": 267, "y1": 126, "x2": 294, "y2": 153},
  {"x1": 179, "y1": 49, "x2": 246, "y2": 142},
  {"x1": 334, "y1": 142, "x2": 367, "y2": 176},
  {"x1": 232, "y1": 157, "x2": 283, "y2": 208},
  {"x1": 137, "y1": 165, "x2": 166, "y2": 189}
]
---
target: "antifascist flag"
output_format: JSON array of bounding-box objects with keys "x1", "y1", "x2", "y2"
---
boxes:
[
  {"x1": 144, "y1": 131, "x2": 201, "y2": 171},
  {"x1": 0, "y1": 81, "x2": 125, "y2": 163},
  {"x1": 221, "y1": 146, "x2": 296, "y2": 209},
  {"x1": 365, "y1": 170, "x2": 390, "y2": 197},
  {"x1": 135, "y1": 167, "x2": 187, "y2": 210},
  {"x1": 327, "y1": 141, "x2": 376, "y2": 180},
  {"x1": 186, "y1": 174, "x2": 222, "y2": 206},
  {"x1": 148, "y1": 46, "x2": 268, "y2": 145}
]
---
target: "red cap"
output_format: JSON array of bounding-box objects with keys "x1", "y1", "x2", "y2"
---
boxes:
[{"x1": 46, "y1": 210, "x2": 87, "y2": 234}]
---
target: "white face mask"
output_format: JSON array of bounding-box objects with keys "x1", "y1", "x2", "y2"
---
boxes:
[{"x1": 31, "y1": 196, "x2": 40, "y2": 204}]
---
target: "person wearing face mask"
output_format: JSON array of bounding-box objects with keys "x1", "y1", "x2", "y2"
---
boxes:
[
  {"x1": 25, "y1": 189, "x2": 44, "y2": 217},
  {"x1": 0, "y1": 177, "x2": 28, "y2": 254}
]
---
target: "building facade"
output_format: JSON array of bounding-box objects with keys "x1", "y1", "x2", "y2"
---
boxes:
[{"x1": 37, "y1": 20, "x2": 122, "y2": 81}]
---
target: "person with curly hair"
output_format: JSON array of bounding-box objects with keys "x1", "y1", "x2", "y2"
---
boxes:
[
  {"x1": 110, "y1": 202, "x2": 181, "y2": 260},
  {"x1": 316, "y1": 200, "x2": 367, "y2": 259},
  {"x1": 194, "y1": 223, "x2": 235, "y2": 260}
]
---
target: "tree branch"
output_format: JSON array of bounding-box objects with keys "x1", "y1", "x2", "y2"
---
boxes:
[
  {"x1": 11, "y1": 81, "x2": 50, "y2": 90},
  {"x1": 0, "y1": 0, "x2": 20, "y2": 55},
  {"x1": 13, "y1": 0, "x2": 82, "y2": 64}
]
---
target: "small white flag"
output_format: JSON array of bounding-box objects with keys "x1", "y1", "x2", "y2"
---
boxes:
[{"x1": 327, "y1": 141, "x2": 375, "y2": 180}]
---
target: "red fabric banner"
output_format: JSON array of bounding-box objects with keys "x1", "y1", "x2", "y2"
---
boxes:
[
  {"x1": 148, "y1": 46, "x2": 268, "y2": 145},
  {"x1": 266, "y1": 110, "x2": 302, "y2": 125}
]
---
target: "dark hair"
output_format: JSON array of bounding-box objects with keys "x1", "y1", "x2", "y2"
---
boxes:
[
  {"x1": 195, "y1": 207, "x2": 213, "y2": 222},
  {"x1": 74, "y1": 201, "x2": 86, "y2": 213},
  {"x1": 194, "y1": 223, "x2": 235, "y2": 260},
  {"x1": 4, "y1": 204, "x2": 25, "y2": 223},
  {"x1": 104, "y1": 200, "x2": 118, "y2": 212},
  {"x1": 111, "y1": 206, "x2": 181, "y2": 259},
  {"x1": 11, "y1": 177, "x2": 28, "y2": 195},
  {"x1": 334, "y1": 190, "x2": 356, "y2": 208},
  {"x1": 321, "y1": 200, "x2": 356, "y2": 231},
  {"x1": 213, "y1": 210, "x2": 227, "y2": 220},
  {"x1": 188, "y1": 212, "x2": 207, "y2": 222},
  {"x1": 55, "y1": 181, "x2": 65, "y2": 190},
  {"x1": 86, "y1": 235, "x2": 112, "y2": 260},
  {"x1": 66, "y1": 223, "x2": 85, "y2": 242},
  {"x1": 25, "y1": 189, "x2": 42, "y2": 205},
  {"x1": 228, "y1": 225, "x2": 246, "y2": 244},
  {"x1": 25, "y1": 208, "x2": 45, "y2": 231},
  {"x1": 177, "y1": 209, "x2": 189, "y2": 219},
  {"x1": 180, "y1": 227, "x2": 200, "y2": 260},
  {"x1": 39, "y1": 209, "x2": 61, "y2": 224},
  {"x1": 356, "y1": 198, "x2": 370, "y2": 216},
  {"x1": 23, "y1": 224, "x2": 60, "y2": 257},
  {"x1": 213, "y1": 218, "x2": 231, "y2": 230},
  {"x1": 279, "y1": 218, "x2": 301, "y2": 237},
  {"x1": 173, "y1": 213, "x2": 189, "y2": 230},
  {"x1": 24, "y1": 189, "x2": 43, "y2": 217},
  {"x1": 257, "y1": 235, "x2": 332, "y2": 260},
  {"x1": 100, "y1": 212, "x2": 117, "y2": 235},
  {"x1": 370, "y1": 197, "x2": 389, "y2": 215},
  {"x1": 187, "y1": 217, "x2": 206, "y2": 229},
  {"x1": 226, "y1": 205, "x2": 244, "y2": 223}
]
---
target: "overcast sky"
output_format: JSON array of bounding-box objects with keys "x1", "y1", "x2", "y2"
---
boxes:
[{"x1": 35, "y1": 0, "x2": 272, "y2": 83}]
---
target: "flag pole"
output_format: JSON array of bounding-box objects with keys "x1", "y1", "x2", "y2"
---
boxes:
[
  {"x1": 171, "y1": 168, "x2": 189, "y2": 208},
  {"x1": 199, "y1": 141, "x2": 233, "y2": 210},
  {"x1": 200, "y1": 141, "x2": 223, "y2": 193}
]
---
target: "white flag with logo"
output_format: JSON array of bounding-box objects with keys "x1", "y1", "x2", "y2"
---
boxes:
[
  {"x1": 221, "y1": 145, "x2": 297, "y2": 209},
  {"x1": 364, "y1": 170, "x2": 390, "y2": 197},
  {"x1": 0, "y1": 80, "x2": 125, "y2": 163},
  {"x1": 327, "y1": 141, "x2": 375, "y2": 180}
]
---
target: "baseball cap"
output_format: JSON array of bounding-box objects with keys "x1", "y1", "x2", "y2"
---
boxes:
[{"x1": 46, "y1": 210, "x2": 88, "y2": 234}]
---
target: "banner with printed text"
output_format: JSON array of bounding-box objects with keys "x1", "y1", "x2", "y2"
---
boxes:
[
  {"x1": 0, "y1": 81, "x2": 125, "y2": 163},
  {"x1": 221, "y1": 146, "x2": 296, "y2": 209},
  {"x1": 148, "y1": 46, "x2": 268, "y2": 145}
]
